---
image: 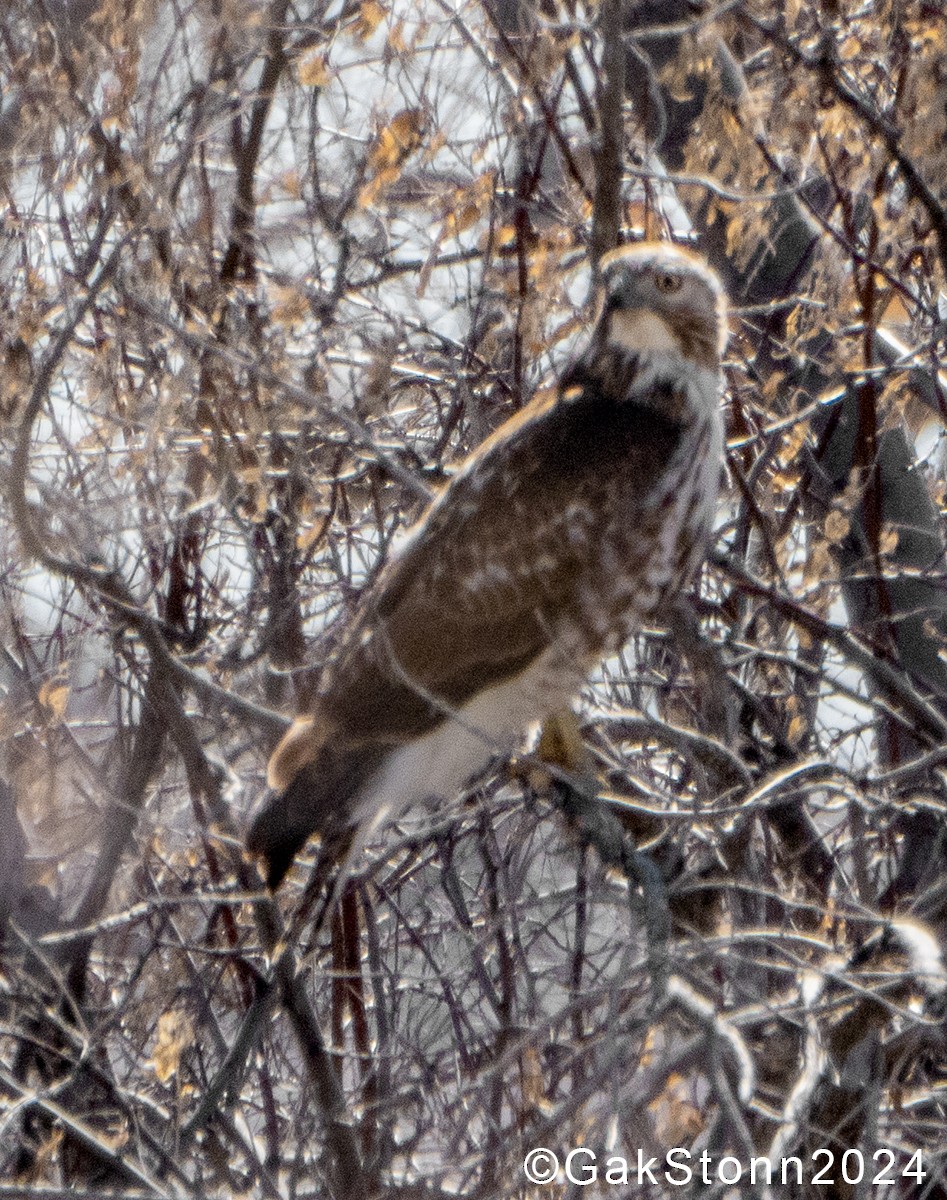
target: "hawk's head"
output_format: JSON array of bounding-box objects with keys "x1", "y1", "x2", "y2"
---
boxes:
[{"x1": 597, "y1": 242, "x2": 728, "y2": 376}]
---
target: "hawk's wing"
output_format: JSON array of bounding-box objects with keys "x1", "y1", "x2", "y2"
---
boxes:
[
  {"x1": 320, "y1": 373, "x2": 689, "y2": 749},
  {"x1": 253, "y1": 368, "x2": 697, "y2": 887}
]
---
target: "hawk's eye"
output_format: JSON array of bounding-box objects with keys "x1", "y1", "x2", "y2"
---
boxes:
[{"x1": 654, "y1": 272, "x2": 683, "y2": 294}]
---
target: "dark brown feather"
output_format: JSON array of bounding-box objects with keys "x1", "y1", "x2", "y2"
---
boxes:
[{"x1": 317, "y1": 376, "x2": 690, "y2": 744}]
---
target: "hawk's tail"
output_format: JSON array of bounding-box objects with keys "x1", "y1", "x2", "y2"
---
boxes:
[
  {"x1": 246, "y1": 761, "x2": 328, "y2": 889},
  {"x1": 246, "y1": 742, "x2": 385, "y2": 889}
]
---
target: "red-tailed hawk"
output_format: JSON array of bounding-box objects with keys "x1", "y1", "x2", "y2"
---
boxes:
[{"x1": 248, "y1": 242, "x2": 728, "y2": 887}]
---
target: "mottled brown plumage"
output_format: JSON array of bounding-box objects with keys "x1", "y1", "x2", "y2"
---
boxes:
[{"x1": 248, "y1": 242, "x2": 728, "y2": 887}]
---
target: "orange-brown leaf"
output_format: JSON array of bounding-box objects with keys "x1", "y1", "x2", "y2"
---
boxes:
[
  {"x1": 367, "y1": 108, "x2": 425, "y2": 173},
  {"x1": 355, "y1": 0, "x2": 386, "y2": 41},
  {"x1": 38, "y1": 679, "x2": 69, "y2": 721},
  {"x1": 150, "y1": 1011, "x2": 195, "y2": 1084},
  {"x1": 297, "y1": 51, "x2": 331, "y2": 88}
]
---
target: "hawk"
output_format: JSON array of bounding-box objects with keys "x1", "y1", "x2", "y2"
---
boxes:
[{"x1": 248, "y1": 242, "x2": 728, "y2": 888}]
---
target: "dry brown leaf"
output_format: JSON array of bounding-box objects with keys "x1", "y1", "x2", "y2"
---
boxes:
[
  {"x1": 367, "y1": 108, "x2": 425, "y2": 173},
  {"x1": 38, "y1": 679, "x2": 69, "y2": 721},
  {"x1": 824, "y1": 510, "x2": 851, "y2": 542},
  {"x1": 297, "y1": 51, "x2": 331, "y2": 88},
  {"x1": 151, "y1": 1010, "x2": 195, "y2": 1084},
  {"x1": 355, "y1": 0, "x2": 386, "y2": 41}
]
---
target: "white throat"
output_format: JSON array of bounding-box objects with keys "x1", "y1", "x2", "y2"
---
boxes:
[{"x1": 608, "y1": 308, "x2": 681, "y2": 356}]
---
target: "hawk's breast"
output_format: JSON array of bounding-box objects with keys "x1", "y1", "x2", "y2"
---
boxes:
[{"x1": 559, "y1": 359, "x2": 723, "y2": 651}]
